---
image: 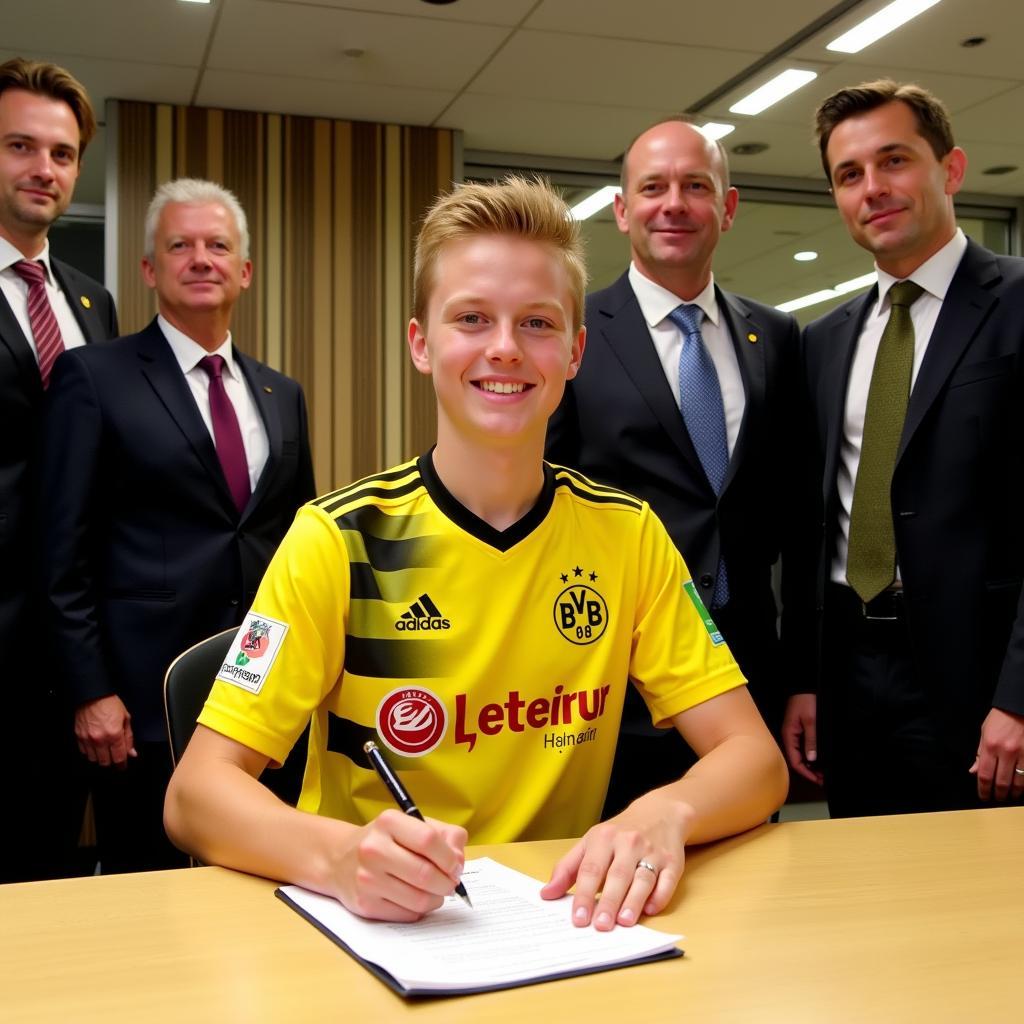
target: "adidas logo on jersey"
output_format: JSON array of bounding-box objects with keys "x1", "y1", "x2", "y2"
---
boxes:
[{"x1": 394, "y1": 593, "x2": 451, "y2": 631}]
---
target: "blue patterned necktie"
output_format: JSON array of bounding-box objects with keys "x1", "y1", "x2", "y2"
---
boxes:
[{"x1": 667, "y1": 303, "x2": 730, "y2": 607}]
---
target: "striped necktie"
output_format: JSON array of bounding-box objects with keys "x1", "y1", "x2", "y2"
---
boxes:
[{"x1": 12, "y1": 259, "x2": 65, "y2": 388}]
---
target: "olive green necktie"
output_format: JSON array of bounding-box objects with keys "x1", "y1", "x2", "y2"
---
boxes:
[{"x1": 846, "y1": 280, "x2": 925, "y2": 603}]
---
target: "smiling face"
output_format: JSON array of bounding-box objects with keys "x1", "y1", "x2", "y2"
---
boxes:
[
  {"x1": 826, "y1": 100, "x2": 965, "y2": 278},
  {"x1": 141, "y1": 200, "x2": 252, "y2": 340},
  {"x1": 615, "y1": 120, "x2": 738, "y2": 298},
  {"x1": 0, "y1": 88, "x2": 81, "y2": 254},
  {"x1": 408, "y1": 233, "x2": 584, "y2": 453}
]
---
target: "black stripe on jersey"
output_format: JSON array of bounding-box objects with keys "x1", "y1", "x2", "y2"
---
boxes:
[
  {"x1": 345, "y1": 635, "x2": 449, "y2": 679},
  {"x1": 552, "y1": 465, "x2": 644, "y2": 508},
  {"x1": 326, "y1": 715, "x2": 421, "y2": 770},
  {"x1": 326, "y1": 714, "x2": 379, "y2": 767},
  {"x1": 334, "y1": 505, "x2": 438, "y2": 572},
  {"x1": 349, "y1": 563, "x2": 383, "y2": 601},
  {"x1": 313, "y1": 462, "x2": 419, "y2": 507},
  {"x1": 552, "y1": 464, "x2": 642, "y2": 503},
  {"x1": 319, "y1": 478, "x2": 423, "y2": 516},
  {"x1": 418, "y1": 451, "x2": 556, "y2": 552},
  {"x1": 553, "y1": 472, "x2": 643, "y2": 512}
]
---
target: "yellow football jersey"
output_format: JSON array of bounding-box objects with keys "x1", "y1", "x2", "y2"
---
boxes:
[{"x1": 200, "y1": 454, "x2": 746, "y2": 843}]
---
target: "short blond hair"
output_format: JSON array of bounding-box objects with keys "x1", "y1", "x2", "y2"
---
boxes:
[{"x1": 413, "y1": 176, "x2": 587, "y2": 335}]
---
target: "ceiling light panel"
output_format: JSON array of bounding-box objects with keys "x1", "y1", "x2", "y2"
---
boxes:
[
  {"x1": 729, "y1": 69, "x2": 818, "y2": 116},
  {"x1": 827, "y1": 0, "x2": 943, "y2": 54}
]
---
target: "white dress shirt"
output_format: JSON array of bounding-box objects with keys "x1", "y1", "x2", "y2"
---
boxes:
[
  {"x1": 832, "y1": 228, "x2": 968, "y2": 585},
  {"x1": 628, "y1": 263, "x2": 746, "y2": 455},
  {"x1": 158, "y1": 315, "x2": 269, "y2": 492},
  {"x1": 0, "y1": 236, "x2": 88, "y2": 359}
]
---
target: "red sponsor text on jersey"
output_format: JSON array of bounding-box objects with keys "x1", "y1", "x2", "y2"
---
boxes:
[{"x1": 454, "y1": 683, "x2": 611, "y2": 752}]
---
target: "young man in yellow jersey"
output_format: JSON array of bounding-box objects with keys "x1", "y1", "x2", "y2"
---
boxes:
[{"x1": 165, "y1": 177, "x2": 787, "y2": 930}]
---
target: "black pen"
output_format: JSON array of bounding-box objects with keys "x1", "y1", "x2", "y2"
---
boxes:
[{"x1": 363, "y1": 740, "x2": 472, "y2": 908}]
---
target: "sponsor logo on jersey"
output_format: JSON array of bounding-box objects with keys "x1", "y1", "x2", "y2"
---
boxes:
[
  {"x1": 216, "y1": 614, "x2": 289, "y2": 695},
  {"x1": 394, "y1": 593, "x2": 451, "y2": 632},
  {"x1": 682, "y1": 580, "x2": 725, "y2": 645},
  {"x1": 454, "y1": 683, "x2": 611, "y2": 752},
  {"x1": 553, "y1": 567, "x2": 608, "y2": 646},
  {"x1": 376, "y1": 686, "x2": 448, "y2": 756}
]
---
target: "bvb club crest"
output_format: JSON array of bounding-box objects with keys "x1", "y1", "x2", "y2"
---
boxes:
[{"x1": 553, "y1": 567, "x2": 608, "y2": 646}]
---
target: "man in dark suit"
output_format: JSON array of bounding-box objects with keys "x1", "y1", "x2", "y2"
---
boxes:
[
  {"x1": 782, "y1": 80, "x2": 1024, "y2": 816},
  {"x1": 548, "y1": 117, "x2": 803, "y2": 814},
  {"x1": 0, "y1": 58, "x2": 118, "y2": 882},
  {"x1": 41, "y1": 178, "x2": 315, "y2": 872}
]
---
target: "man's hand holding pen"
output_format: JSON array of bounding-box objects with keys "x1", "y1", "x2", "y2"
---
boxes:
[{"x1": 328, "y1": 808, "x2": 468, "y2": 923}]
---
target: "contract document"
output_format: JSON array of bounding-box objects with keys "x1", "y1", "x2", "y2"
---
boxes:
[{"x1": 276, "y1": 856, "x2": 684, "y2": 997}]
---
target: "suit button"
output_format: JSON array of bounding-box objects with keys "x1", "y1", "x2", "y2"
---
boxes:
[
  {"x1": 699, "y1": 574, "x2": 714, "y2": 589},
  {"x1": 229, "y1": 598, "x2": 240, "y2": 606}
]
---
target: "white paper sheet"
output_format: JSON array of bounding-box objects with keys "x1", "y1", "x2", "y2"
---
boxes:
[{"x1": 279, "y1": 857, "x2": 683, "y2": 993}]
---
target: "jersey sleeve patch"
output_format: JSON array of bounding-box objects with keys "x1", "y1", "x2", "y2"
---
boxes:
[
  {"x1": 681, "y1": 580, "x2": 725, "y2": 646},
  {"x1": 215, "y1": 614, "x2": 290, "y2": 694}
]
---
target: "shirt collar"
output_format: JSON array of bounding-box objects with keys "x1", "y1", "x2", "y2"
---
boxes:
[
  {"x1": 874, "y1": 227, "x2": 967, "y2": 312},
  {"x1": 157, "y1": 314, "x2": 237, "y2": 378},
  {"x1": 0, "y1": 236, "x2": 57, "y2": 283},
  {"x1": 628, "y1": 262, "x2": 720, "y2": 329}
]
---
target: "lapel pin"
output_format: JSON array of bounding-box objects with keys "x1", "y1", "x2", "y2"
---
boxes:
[
  {"x1": 747, "y1": 332, "x2": 758, "y2": 343},
  {"x1": 80, "y1": 295, "x2": 92, "y2": 309},
  {"x1": 263, "y1": 386, "x2": 273, "y2": 393}
]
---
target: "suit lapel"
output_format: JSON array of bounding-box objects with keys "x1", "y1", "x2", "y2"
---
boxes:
[
  {"x1": 136, "y1": 320, "x2": 237, "y2": 515},
  {"x1": 899, "y1": 241, "x2": 999, "y2": 461},
  {"x1": 237, "y1": 351, "x2": 282, "y2": 521},
  {"x1": 820, "y1": 290, "x2": 874, "y2": 507},
  {"x1": 594, "y1": 274, "x2": 704, "y2": 473},
  {"x1": 50, "y1": 260, "x2": 108, "y2": 344},
  {"x1": 0, "y1": 290, "x2": 42, "y2": 398},
  {"x1": 717, "y1": 288, "x2": 764, "y2": 492}
]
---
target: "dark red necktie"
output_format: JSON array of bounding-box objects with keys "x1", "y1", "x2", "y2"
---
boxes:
[
  {"x1": 199, "y1": 354, "x2": 251, "y2": 513},
  {"x1": 12, "y1": 259, "x2": 65, "y2": 388}
]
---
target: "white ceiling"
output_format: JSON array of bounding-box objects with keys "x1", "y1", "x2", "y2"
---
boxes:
[{"x1": 5, "y1": 0, "x2": 1024, "y2": 316}]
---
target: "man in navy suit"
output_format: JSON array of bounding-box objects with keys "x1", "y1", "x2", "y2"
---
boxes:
[
  {"x1": 41, "y1": 179, "x2": 315, "y2": 872},
  {"x1": 783, "y1": 81, "x2": 1024, "y2": 815},
  {"x1": 0, "y1": 58, "x2": 118, "y2": 882},
  {"x1": 548, "y1": 117, "x2": 804, "y2": 814}
]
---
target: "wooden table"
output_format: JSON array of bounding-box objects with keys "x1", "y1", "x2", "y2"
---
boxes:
[{"x1": 2, "y1": 808, "x2": 1020, "y2": 1022}]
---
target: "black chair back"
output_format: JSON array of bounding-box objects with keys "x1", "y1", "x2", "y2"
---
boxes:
[{"x1": 163, "y1": 628, "x2": 236, "y2": 764}]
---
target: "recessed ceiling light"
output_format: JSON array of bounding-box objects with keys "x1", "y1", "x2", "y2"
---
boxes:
[
  {"x1": 731, "y1": 142, "x2": 769, "y2": 156},
  {"x1": 179, "y1": 0, "x2": 212, "y2": 5},
  {"x1": 982, "y1": 165, "x2": 1018, "y2": 176},
  {"x1": 569, "y1": 186, "x2": 621, "y2": 221},
  {"x1": 699, "y1": 122, "x2": 735, "y2": 141},
  {"x1": 776, "y1": 271, "x2": 876, "y2": 313},
  {"x1": 794, "y1": 251, "x2": 818, "y2": 262},
  {"x1": 960, "y1": 36, "x2": 987, "y2": 47},
  {"x1": 341, "y1": 47, "x2": 366, "y2": 58},
  {"x1": 729, "y1": 70, "x2": 817, "y2": 116},
  {"x1": 827, "y1": 0, "x2": 942, "y2": 54}
]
